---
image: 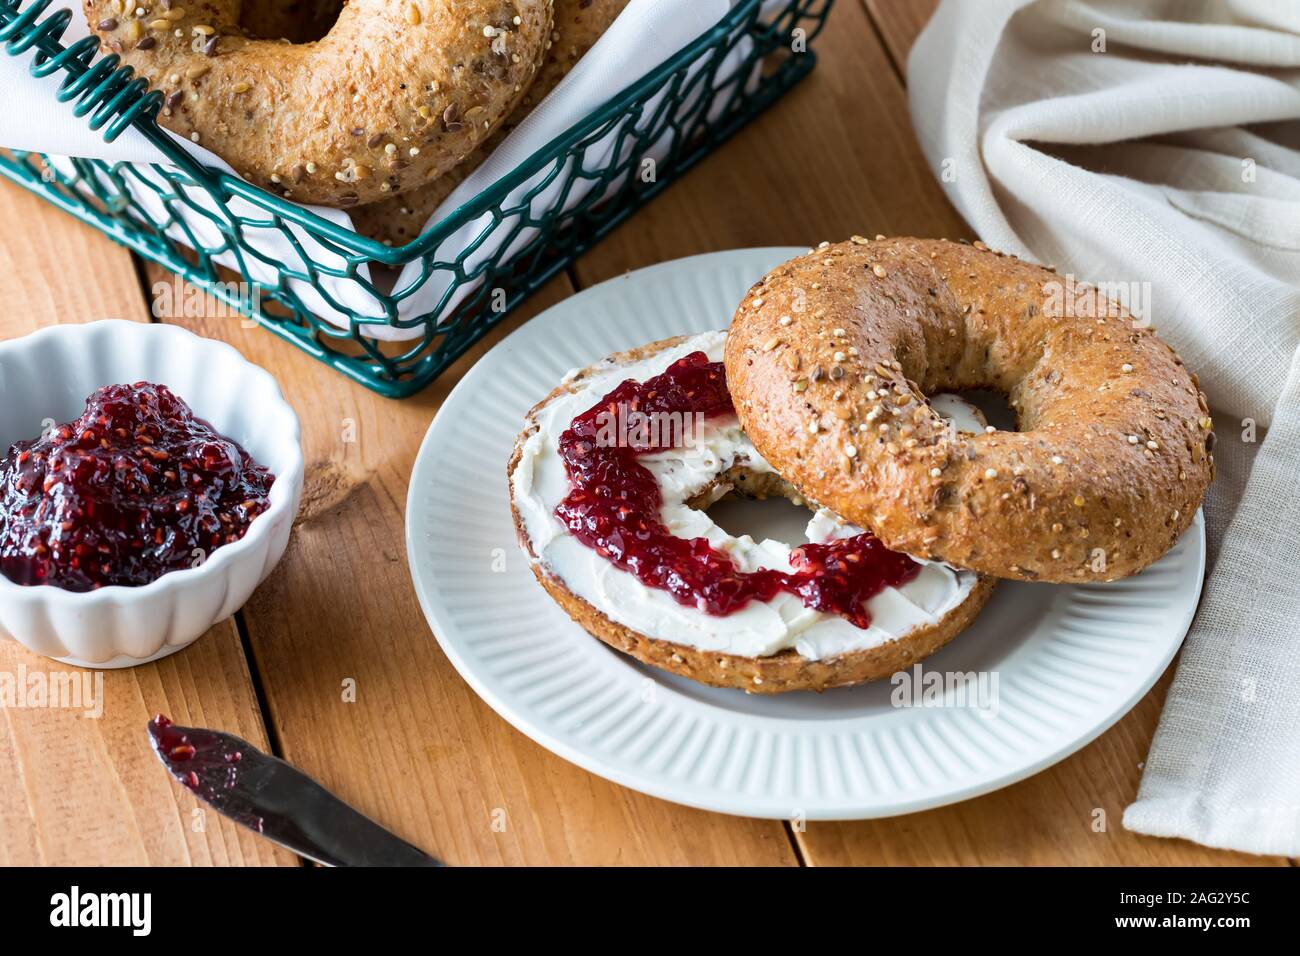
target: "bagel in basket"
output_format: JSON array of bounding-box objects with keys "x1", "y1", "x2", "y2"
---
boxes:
[
  {"x1": 508, "y1": 332, "x2": 996, "y2": 694},
  {"x1": 725, "y1": 237, "x2": 1214, "y2": 583},
  {"x1": 353, "y1": 0, "x2": 630, "y2": 245},
  {"x1": 84, "y1": 0, "x2": 554, "y2": 207}
]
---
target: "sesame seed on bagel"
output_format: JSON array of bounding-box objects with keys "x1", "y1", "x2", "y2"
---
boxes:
[{"x1": 723, "y1": 237, "x2": 1215, "y2": 583}]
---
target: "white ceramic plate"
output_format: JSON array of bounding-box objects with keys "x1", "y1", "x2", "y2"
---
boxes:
[{"x1": 406, "y1": 249, "x2": 1205, "y2": 820}]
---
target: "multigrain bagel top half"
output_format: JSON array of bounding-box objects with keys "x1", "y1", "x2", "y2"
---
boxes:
[{"x1": 724, "y1": 237, "x2": 1215, "y2": 583}]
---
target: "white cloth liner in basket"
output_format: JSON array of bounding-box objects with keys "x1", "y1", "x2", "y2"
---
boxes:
[{"x1": 0, "y1": 0, "x2": 767, "y2": 341}]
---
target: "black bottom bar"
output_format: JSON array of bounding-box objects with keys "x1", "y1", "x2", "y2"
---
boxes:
[{"x1": 5, "y1": 864, "x2": 1287, "y2": 940}]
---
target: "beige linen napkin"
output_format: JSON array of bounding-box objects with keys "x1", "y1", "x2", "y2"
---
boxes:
[{"x1": 909, "y1": 0, "x2": 1300, "y2": 855}]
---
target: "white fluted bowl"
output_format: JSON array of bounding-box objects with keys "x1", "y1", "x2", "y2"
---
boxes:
[{"x1": 0, "y1": 320, "x2": 303, "y2": 668}]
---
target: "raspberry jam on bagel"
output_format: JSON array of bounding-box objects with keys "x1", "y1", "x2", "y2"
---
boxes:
[
  {"x1": 725, "y1": 237, "x2": 1214, "y2": 583},
  {"x1": 509, "y1": 332, "x2": 994, "y2": 694},
  {"x1": 554, "y1": 349, "x2": 923, "y2": 628}
]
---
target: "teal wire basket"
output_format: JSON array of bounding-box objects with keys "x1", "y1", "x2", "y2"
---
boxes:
[{"x1": 0, "y1": 0, "x2": 832, "y2": 397}]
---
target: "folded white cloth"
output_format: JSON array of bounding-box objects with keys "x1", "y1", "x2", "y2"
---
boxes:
[
  {"x1": 910, "y1": 0, "x2": 1300, "y2": 856},
  {"x1": 0, "y1": 0, "x2": 730, "y2": 339}
]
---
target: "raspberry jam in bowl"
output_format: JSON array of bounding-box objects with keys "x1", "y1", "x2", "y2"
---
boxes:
[
  {"x1": 1, "y1": 382, "x2": 275, "y2": 592},
  {"x1": 0, "y1": 321, "x2": 303, "y2": 667}
]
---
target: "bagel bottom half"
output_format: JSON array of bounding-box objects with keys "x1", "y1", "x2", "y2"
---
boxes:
[{"x1": 507, "y1": 334, "x2": 996, "y2": 694}]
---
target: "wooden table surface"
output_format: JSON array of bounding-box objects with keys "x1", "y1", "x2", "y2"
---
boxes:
[{"x1": 0, "y1": 0, "x2": 1287, "y2": 867}]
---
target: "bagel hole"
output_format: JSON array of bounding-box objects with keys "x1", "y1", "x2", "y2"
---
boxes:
[
  {"x1": 942, "y1": 388, "x2": 1018, "y2": 432},
  {"x1": 703, "y1": 492, "x2": 815, "y2": 546},
  {"x1": 691, "y1": 467, "x2": 818, "y2": 545},
  {"x1": 239, "y1": 1, "x2": 345, "y2": 43}
]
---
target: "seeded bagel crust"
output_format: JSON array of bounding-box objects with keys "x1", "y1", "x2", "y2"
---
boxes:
[
  {"x1": 84, "y1": 0, "x2": 553, "y2": 207},
  {"x1": 724, "y1": 237, "x2": 1215, "y2": 583},
  {"x1": 508, "y1": 335, "x2": 995, "y2": 694},
  {"x1": 354, "y1": 0, "x2": 628, "y2": 244}
]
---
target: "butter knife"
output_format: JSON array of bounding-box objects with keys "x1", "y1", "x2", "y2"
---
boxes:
[{"x1": 147, "y1": 714, "x2": 443, "y2": 867}]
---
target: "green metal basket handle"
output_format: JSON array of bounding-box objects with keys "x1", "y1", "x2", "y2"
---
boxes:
[
  {"x1": 0, "y1": 0, "x2": 225, "y2": 193},
  {"x1": 0, "y1": 0, "x2": 462, "y2": 257},
  {"x1": 1, "y1": 1, "x2": 393, "y2": 254}
]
